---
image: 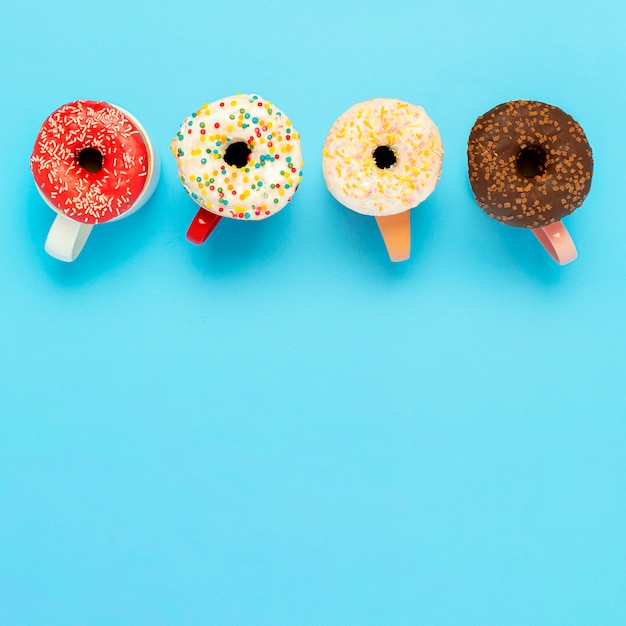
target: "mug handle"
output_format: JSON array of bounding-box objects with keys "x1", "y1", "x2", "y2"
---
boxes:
[
  {"x1": 375, "y1": 210, "x2": 411, "y2": 262},
  {"x1": 45, "y1": 214, "x2": 93, "y2": 262},
  {"x1": 186, "y1": 208, "x2": 221, "y2": 245},
  {"x1": 532, "y1": 221, "x2": 578, "y2": 265}
]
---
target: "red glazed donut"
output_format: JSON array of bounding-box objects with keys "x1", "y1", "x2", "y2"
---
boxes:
[{"x1": 30, "y1": 100, "x2": 153, "y2": 224}]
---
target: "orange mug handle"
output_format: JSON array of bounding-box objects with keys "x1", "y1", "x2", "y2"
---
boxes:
[
  {"x1": 532, "y1": 220, "x2": 578, "y2": 265},
  {"x1": 375, "y1": 211, "x2": 411, "y2": 262},
  {"x1": 187, "y1": 208, "x2": 221, "y2": 245}
]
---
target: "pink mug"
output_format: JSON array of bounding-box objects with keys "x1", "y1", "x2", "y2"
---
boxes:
[{"x1": 468, "y1": 100, "x2": 593, "y2": 265}]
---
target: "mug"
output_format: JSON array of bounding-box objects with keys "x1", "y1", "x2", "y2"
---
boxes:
[
  {"x1": 322, "y1": 98, "x2": 444, "y2": 262},
  {"x1": 170, "y1": 94, "x2": 303, "y2": 245},
  {"x1": 467, "y1": 100, "x2": 593, "y2": 265},
  {"x1": 30, "y1": 100, "x2": 159, "y2": 262}
]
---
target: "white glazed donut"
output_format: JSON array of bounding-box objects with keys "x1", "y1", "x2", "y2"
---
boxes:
[
  {"x1": 322, "y1": 98, "x2": 443, "y2": 216},
  {"x1": 171, "y1": 94, "x2": 303, "y2": 220}
]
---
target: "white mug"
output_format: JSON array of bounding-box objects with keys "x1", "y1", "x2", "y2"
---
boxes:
[{"x1": 30, "y1": 100, "x2": 160, "y2": 262}]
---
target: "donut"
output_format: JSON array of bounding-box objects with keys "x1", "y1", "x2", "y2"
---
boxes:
[
  {"x1": 170, "y1": 94, "x2": 303, "y2": 221},
  {"x1": 322, "y1": 98, "x2": 443, "y2": 216},
  {"x1": 30, "y1": 100, "x2": 156, "y2": 224},
  {"x1": 467, "y1": 100, "x2": 593, "y2": 228}
]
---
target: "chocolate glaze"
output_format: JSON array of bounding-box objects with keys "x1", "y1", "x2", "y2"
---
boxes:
[{"x1": 467, "y1": 100, "x2": 593, "y2": 228}]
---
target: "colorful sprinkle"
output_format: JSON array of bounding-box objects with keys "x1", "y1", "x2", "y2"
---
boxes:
[{"x1": 171, "y1": 94, "x2": 303, "y2": 221}]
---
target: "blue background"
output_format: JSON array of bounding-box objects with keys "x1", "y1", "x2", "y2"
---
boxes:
[{"x1": 1, "y1": 0, "x2": 625, "y2": 624}]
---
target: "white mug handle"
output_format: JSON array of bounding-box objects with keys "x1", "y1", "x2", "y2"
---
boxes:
[{"x1": 45, "y1": 213, "x2": 93, "y2": 262}]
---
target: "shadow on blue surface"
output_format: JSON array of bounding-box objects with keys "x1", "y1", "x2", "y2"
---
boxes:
[
  {"x1": 184, "y1": 204, "x2": 294, "y2": 278},
  {"x1": 461, "y1": 178, "x2": 575, "y2": 287},
  {"x1": 25, "y1": 180, "x2": 165, "y2": 287},
  {"x1": 326, "y1": 194, "x2": 439, "y2": 280}
]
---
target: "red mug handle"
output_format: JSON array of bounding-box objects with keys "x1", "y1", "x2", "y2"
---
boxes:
[
  {"x1": 532, "y1": 220, "x2": 578, "y2": 265},
  {"x1": 186, "y1": 208, "x2": 221, "y2": 245}
]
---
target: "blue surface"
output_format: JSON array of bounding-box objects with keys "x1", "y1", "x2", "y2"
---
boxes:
[{"x1": 1, "y1": 1, "x2": 626, "y2": 624}]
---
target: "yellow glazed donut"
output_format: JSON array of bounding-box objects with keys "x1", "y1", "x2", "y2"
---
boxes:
[{"x1": 322, "y1": 98, "x2": 443, "y2": 217}]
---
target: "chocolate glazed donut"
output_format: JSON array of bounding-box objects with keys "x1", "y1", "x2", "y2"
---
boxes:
[{"x1": 467, "y1": 100, "x2": 593, "y2": 264}]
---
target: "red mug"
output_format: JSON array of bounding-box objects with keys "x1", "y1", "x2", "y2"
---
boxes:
[{"x1": 171, "y1": 94, "x2": 304, "y2": 245}]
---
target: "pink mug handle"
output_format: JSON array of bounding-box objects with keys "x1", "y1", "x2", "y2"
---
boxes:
[
  {"x1": 532, "y1": 221, "x2": 578, "y2": 265},
  {"x1": 186, "y1": 208, "x2": 221, "y2": 245}
]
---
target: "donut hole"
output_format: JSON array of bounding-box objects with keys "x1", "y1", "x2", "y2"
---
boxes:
[
  {"x1": 516, "y1": 146, "x2": 547, "y2": 178},
  {"x1": 224, "y1": 141, "x2": 252, "y2": 168},
  {"x1": 373, "y1": 145, "x2": 397, "y2": 170},
  {"x1": 77, "y1": 147, "x2": 104, "y2": 173}
]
